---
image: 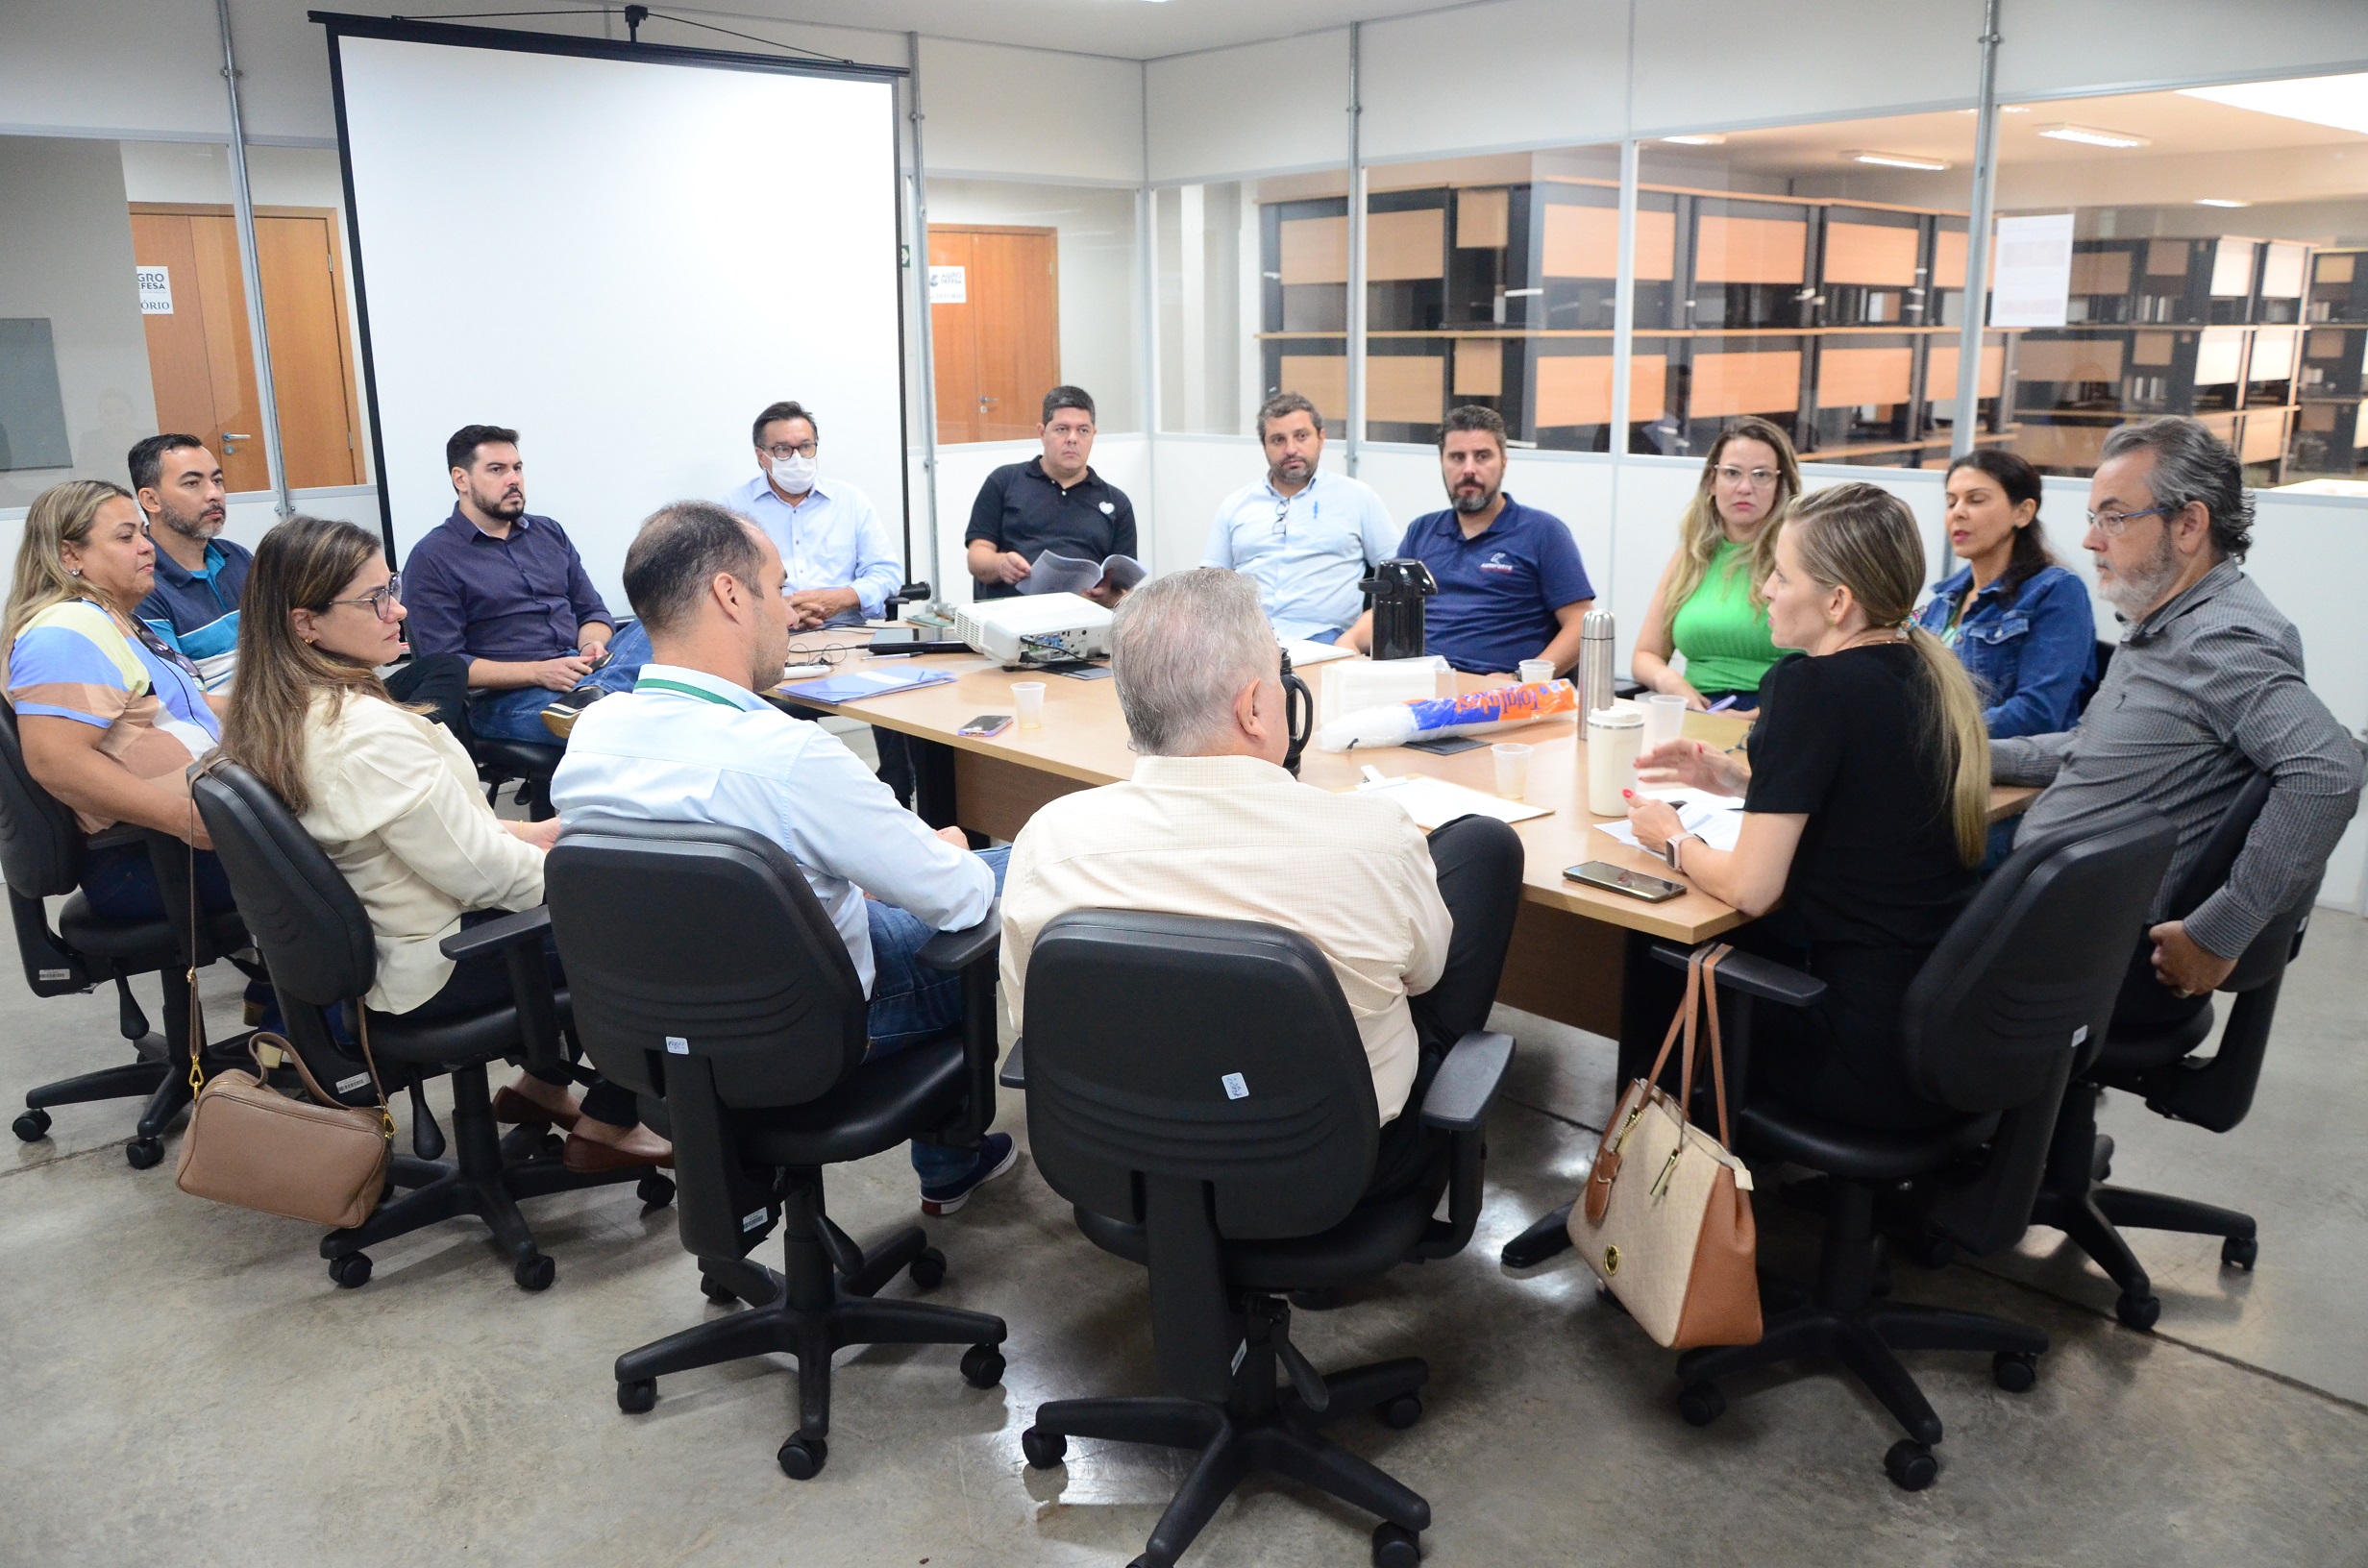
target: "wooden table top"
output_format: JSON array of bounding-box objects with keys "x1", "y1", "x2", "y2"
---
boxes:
[{"x1": 778, "y1": 635, "x2": 2037, "y2": 945}]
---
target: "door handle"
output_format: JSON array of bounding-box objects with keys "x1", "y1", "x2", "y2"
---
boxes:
[
  {"x1": 978, "y1": 397, "x2": 998, "y2": 405},
  {"x1": 222, "y1": 431, "x2": 252, "y2": 453}
]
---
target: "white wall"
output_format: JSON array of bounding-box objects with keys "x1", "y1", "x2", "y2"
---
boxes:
[
  {"x1": 918, "y1": 433, "x2": 1152, "y2": 605},
  {"x1": 1146, "y1": 32, "x2": 1348, "y2": 184},
  {"x1": 919, "y1": 38, "x2": 1143, "y2": 184}
]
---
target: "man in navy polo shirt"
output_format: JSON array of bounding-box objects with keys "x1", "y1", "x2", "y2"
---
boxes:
[
  {"x1": 1345, "y1": 405, "x2": 1595, "y2": 675},
  {"x1": 131, "y1": 433, "x2": 249, "y2": 692},
  {"x1": 964, "y1": 385, "x2": 1137, "y2": 604}
]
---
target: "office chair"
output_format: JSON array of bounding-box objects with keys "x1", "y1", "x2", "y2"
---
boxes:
[
  {"x1": 544, "y1": 821, "x2": 1008, "y2": 1481},
  {"x1": 191, "y1": 761, "x2": 664, "y2": 1291},
  {"x1": 2027, "y1": 772, "x2": 2315, "y2": 1330},
  {"x1": 471, "y1": 736, "x2": 561, "y2": 821},
  {"x1": 1, "y1": 697, "x2": 255, "y2": 1166},
  {"x1": 1010, "y1": 910, "x2": 1515, "y2": 1567},
  {"x1": 1665, "y1": 815, "x2": 2177, "y2": 1490}
]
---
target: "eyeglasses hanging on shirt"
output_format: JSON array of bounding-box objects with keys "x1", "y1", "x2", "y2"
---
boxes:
[{"x1": 1271, "y1": 474, "x2": 1319, "y2": 540}]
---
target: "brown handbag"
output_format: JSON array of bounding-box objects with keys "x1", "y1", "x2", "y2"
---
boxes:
[{"x1": 1566, "y1": 944, "x2": 1762, "y2": 1350}]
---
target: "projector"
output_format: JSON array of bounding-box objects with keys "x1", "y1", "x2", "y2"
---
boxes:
[{"x1": 954, "y1": 592, "x2": 1115, "y2": 667}]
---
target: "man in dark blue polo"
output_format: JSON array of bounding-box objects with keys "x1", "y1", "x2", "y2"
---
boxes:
[
  {"x1": 403, "y1": 424, "x2": 649, "y2": 747},
  {"x1": 964, "y1": 386, "x2": 1138, "y2": 604},
  {"x1": 131, "y1": 433, "x2": 249, "y2": 691},
  {"x1": 1344, "y1": 405, "x2": 1595, "y2": 675}
]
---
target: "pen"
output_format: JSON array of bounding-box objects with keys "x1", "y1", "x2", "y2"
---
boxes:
[{"x1": 1705, "y1": 694, "x2": 1739, "y2": 713}]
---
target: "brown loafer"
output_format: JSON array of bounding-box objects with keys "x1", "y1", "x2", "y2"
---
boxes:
[
  {"x1": 491, "y1": 1086, "x2": 580, "y2": 1132},
  {"x1": 561, "y1": 1132, "x2": 673, "y2": 1173}
]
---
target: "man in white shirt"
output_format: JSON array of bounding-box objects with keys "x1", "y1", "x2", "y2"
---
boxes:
[
  {"x1": 724, "y1": 400, "x2": 903, "y2": 630},
  {"x1": 1202, "y1": 393, "x2": 1397, "y2": 644},
  {"x1": 553, "y1": 502, "x2": 1018, "y2": 1215},
  {"x1": 999, "y1": 569, "x2": 1523, "y2": 1196}
]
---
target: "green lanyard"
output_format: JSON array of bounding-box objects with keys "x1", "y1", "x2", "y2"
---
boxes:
[{"x1": 634, "y1": 675, "x2": 745, "y2": 709}]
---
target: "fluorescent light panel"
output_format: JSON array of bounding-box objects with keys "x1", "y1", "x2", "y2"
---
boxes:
[
  {"x1": 2195, "y1": 198, "x2": 2251, "y2": 208},
  {"x1": 2180, "y1": 73, "x2": 2368, "y2": 136},
  {"x1": 2036, "y1": 123, "x2": 2152, "y2": 148},
  {"x1": 1846, "y1": 149, "x2": 1951, "y2": 170},
  {"x1": 1660, "y1": 134, "x2": 1725, "y2": 146}
]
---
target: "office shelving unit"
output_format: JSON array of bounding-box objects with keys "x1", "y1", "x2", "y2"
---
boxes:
[{"x1": 2296, "y1": 248, "x2": 2368, "y2": 478}]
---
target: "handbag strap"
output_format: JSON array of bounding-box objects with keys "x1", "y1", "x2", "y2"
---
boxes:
[
  {"x1": 1698, "y1": 943, "x2": 1735, "y2": 1149},
  {"x1": 1644, "y1": 945, "x2": 1705, "y2": 1097}
]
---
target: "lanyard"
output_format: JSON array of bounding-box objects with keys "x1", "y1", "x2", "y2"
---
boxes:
[{"x1": 634, "y1": 675, "x2": 745, "y2": 709}]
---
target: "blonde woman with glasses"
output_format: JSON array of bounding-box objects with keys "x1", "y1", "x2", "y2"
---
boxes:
[{"x1": 1630, "y1": 416, "x2": 1802, "y2": 712}]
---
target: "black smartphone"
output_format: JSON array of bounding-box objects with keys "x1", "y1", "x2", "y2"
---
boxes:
[
  {"x1": 957, "y1": 713, "x2": 1014, "y2": 739},
  {"x1": 1564, "y1": 860, "x2": 1687, "y2": 902}
]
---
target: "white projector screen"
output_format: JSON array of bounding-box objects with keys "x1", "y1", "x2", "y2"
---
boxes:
[{"x1": 324, "y1": 17, "x2": 909, "y2": 608}]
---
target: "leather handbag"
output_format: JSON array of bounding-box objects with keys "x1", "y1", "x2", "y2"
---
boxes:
[{"x1": 1566, "y1": 944, "x2": 1762, "y2": 1350}]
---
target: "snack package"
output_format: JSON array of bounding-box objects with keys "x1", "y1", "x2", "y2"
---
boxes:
[{"x1": 1314, "y1": 679, "x2": 1577, "y2": 752}]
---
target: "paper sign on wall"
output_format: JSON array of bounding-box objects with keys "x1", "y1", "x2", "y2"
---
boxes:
[
  {"x1": 1988, "y1": 213, "x2": 2076, "y2": 329},
  {"x1": 136, "y1": 266, "x2": 174, "y2": 315},
  {"x1": 928, "y1": 265, "x2": 966, "y2": 305}
]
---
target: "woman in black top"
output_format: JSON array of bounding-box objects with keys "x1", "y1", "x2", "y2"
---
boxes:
[{"x1": 1625, "y1": 482, "x2": 1989, "y2": 1129}]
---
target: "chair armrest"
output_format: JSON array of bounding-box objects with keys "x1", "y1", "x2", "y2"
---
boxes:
[
  {"x1": 999, "y1": 1038, "x2": 1026, "y2": 1090},
  {"x1": 1418, "y1": 1030, "x2": 1515, "y2": 1132},
  {"x1": 917, "y1": 898, "x2": 1000, "y2": 973},
  {"x1": 86, "y1": 824, "x2": 152, "y2": 853},
  {"x1": 439, "y1": 906, "x2": 552, "y2": 962},
  {"x1": 1651, "y1": 942, "x2": 1827, "y2": 1008}
]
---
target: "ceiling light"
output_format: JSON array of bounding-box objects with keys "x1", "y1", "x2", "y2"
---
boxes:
[
  {"x1": 2181, "y1": 73, "x2": 2368, "y2": 135},
  {"x1": 1846, "y1": 149, "x2": 1952, "y2": 171},
  {"x1": 2036, "y1": 123, "x2": 2153, "y2": 149},
  {"x1": 1661, "y1": 134, "x2": 1725, "y2": 146},
  {"x1": 2194, "y1": 198, "x2": 2252, "y2": 208}
]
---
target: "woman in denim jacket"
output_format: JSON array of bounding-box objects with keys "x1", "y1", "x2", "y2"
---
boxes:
[{"x1": 1914, "y1": 450, "x2": 2097, "y2": 739}]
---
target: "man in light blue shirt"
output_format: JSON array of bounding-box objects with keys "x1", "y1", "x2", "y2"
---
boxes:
[
  {"x1": 724, "y1": 399, "x2": 903, "y2": 630},
  {"x1": 1202, "y1": 392, "x2": 1397, "y2": 643},
  {"x1": 553, "y1": 501, "x2": 1017, "y2": 1215}
]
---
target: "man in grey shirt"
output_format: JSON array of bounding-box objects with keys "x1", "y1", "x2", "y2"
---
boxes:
[{"x1": 1994, "y1": 416, "x2": 2361, "y2": 1025}]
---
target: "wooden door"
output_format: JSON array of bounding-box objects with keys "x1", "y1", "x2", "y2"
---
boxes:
[
  {"x1": 929, "y1": 225, "x2": 1058, "y2": 444},
  {"x1": 253, "y1": 212, "x2": 363, "y2": 486}
]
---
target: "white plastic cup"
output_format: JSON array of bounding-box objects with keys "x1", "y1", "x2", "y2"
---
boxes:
[
  {"x1": 1585, "y1": 706, "x2": 1645, "y2": 817},
  {"x1": 1492, "y1": 743, "x2": 1534, "y2": 800},
  {"x1": 1517, "y1": 659, "x2": 1557, "y2": 687},
  {"x1": 1640, "y1": 692, "x2": 1688, "y2": 755},
  {"x1": 1012, "y1": 681, "x2": 1047, "y2": 730}
]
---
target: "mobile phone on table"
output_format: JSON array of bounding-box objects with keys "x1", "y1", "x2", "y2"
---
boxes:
[
  {"x1": 958, "y1": 713, "x2": 1013, "y2": 739},
  {"x1": 1564, "y1": 860, "x2": 1687, "y2": 902}
]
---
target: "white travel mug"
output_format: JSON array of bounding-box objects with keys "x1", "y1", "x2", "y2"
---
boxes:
[{"x1": 1585, "y1": 706, "x2": 1645, "y2": 817}]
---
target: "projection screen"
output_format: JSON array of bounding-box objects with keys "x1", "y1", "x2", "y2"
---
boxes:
[{"x1": 320, "y1": 15, "x2": 909, "y2": 606}]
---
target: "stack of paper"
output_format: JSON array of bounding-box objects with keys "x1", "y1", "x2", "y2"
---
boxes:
[
  {"x1": 1352, "y1": 772, "x2": 1551, "y2": 830},
  {"x1": 1282, "y1": 637, "x2": 1358, "y2": 668},
  {"x1": 781, "y1": 667, "x2": 955, "y2": 704},
  {"x1": 1595, "y1": 793, "x2": 1745, "y2": 852}
]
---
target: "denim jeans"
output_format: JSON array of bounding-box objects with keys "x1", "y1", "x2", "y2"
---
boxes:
[
  {"x1": 468, "y1": 621, "x2": 653, "y2": 746},
  {"x1": 865, "y1": 845, "x2": 1009, "y2": 1186}
]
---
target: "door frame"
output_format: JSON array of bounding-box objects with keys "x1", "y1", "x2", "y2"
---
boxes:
[{"x1": 928, "y1": 223, "x2": 1061, "y2": 445}]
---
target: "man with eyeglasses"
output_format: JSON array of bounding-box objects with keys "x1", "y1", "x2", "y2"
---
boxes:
[
  {"x1": 1201, "y1": 392, "x2": 1397, "y2": 644},
  {"x1": 725, "y1": 399, "x2": 901, "y2": 631},
  {"x1": 1993, "y1": 416, "x2": 2360, "y2": 1024},
  {"x1": 965, "y1": 386, "x2": 1137, "y2": 605}
]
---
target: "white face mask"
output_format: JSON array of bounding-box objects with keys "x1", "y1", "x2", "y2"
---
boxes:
[{"x1": 771, "y1": 453, "x2": 818, "y2": 495}]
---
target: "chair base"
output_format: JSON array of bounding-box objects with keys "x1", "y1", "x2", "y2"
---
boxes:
[{"x1": 18, "y1": 1036, "x2": 253, "y2": 1165}]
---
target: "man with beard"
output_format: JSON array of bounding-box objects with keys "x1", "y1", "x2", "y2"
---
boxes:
[
  {"x1": 1343, "y1": 404, "x2": 1595, "y2": 675},
  {"x1": 131, "y1": 433, "x2": 248, "y2": 691},
  {"x1": 1994, "y1": 415, "x2": 2360, "y2": 1026},
  {"x1": 403, "y1": 424, "x2": 649, "y2": 747},
  {"x1": 1201, "y1": 392, "x2": 1396, "y2": 644}
]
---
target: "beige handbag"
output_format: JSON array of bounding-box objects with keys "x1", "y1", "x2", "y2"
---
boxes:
[{"x1": 1567, "y1": 944, "x2": 1762, "y2": 1350}]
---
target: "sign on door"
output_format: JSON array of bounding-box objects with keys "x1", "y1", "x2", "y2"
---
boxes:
[{"x1": 136, "y1": 265, "x2": 174, "y2": 315}]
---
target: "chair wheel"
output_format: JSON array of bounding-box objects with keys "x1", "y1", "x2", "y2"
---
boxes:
[
  {"x1": 1378, "y1": 1393, "x2": 1423, "y2": 1431},
  {"x1": 1991, "y1": 1351, "x2": 2037, "y2": 1393},
  {"x1": 514, "y1": 1251, "x2": 556, "y2": 1292},
  {"x1": 2221, "y1": 1235, "x2": 2258, "y2": 1271},
  {"x1": 777, "y1": 1434, "x2": 827, "y2": 1480},
  {"x1": 12, "y1": 1108, "x2": 50, "y2": 1141},
  {"x1": 1910, "y1": 1233, "x2": 1955, "y2": 1270},
  {"x1": 636, "y1": 1173, "x2": 675, "y2": 1209},
  {"x1": 2090, "y1": 1133, "x2": 2114, "y2": 1183},
  {"x1": 2114, "y1": 1290, "x2": 2160, "y2": 1332},
  {"x1": 1885, "y1": 1439, "x2": 1937, "y2": 1491},
  {"x1": 125, "y1": 1136, "x2": 163, "y2": 1169},
  {"x1": 701, "y1": 1275, "x2": 741, "y2": 1306},
  {"x1": 1021, "y1": 1426, "x2": 1067, "y2": 1468},
  {"x1": 1371, "y1": 1521, "x2": 1421, "y2": 1567},
  {"x1": 1678, "y1": 1381, "x2": 1726, "y2": 1428},
  {"x1": 960, "y1": 1343, "x2": 1005, "y2": 1389},
  {"x1": 328, "y1": 1252, "x2": 373, "y2": 1289},
  {"x1": 617, "y1": 1378, "x2": 656, "y2": 1414},
  {"x1": 908, "y1": 1247, "x2": 947, "y2": 1290}
]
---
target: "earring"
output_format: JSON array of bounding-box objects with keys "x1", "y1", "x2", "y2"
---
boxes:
[{"x1": 66, "y1": 567, "x2": 81, "y2": 578}]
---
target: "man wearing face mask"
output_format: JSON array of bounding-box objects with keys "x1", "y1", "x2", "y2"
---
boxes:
[
  {"x1": 130, "y1": 433, "x2": 248, "y2": 691},
  {"x1": 725, "y1": 400, "x2": 901, "y2": 631}
]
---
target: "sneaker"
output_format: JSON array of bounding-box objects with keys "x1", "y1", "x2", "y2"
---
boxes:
[{"x1": 920, "y1": 1133, "x2": 1019, "y2": 1216}]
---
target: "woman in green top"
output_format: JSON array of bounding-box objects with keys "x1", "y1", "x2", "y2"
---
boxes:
[{"x1": 1632, "y1": 416, "x2": 1802, "y2": 711}]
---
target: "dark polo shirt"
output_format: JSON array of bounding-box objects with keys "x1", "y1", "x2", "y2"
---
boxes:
[{"x1": 965, "y1": 457, "x2": 1137, "y2": 600}]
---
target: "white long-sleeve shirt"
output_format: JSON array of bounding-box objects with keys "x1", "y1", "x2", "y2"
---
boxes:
[{"x1": 724, "y1": 474, "x2": 903, "y2": 622}]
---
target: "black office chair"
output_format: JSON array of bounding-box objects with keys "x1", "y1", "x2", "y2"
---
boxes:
[
  {"x1": 544, "y1": 821, "x2": 1008, "y2": 1482},
  {"x1": 471, "y1": 737, "x2": 561, "y2": 821},
  {"x1": 1, "y1": 698, "x2": 255, "y2": 1165},
  {"x1": 2027, "y1": 772, "x2": 2315, "y2": 1330},
  {"x1": 1010, "y1": 910, "x2": 1515, "y2": 1567},
  {"x1": 1665, "y1": 814, "x2": 2177, "y2": 1490},
  {"x1": 191, "y1": 760, "x2": 664, "y2": 1291}
]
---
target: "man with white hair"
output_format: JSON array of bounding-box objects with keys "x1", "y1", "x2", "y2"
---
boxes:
[{"x1": 999, "y1": 568, "x2": 1523, "y2": 1195}]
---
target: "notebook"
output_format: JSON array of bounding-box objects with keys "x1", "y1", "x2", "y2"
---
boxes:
[{"x1": 779, "y1": 668, "x2": 956, "y2": 704}]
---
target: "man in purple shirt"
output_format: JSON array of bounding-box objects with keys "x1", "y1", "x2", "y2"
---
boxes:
[{"x1": 403, "y1": 424, "x2": 650, "y2": 747}]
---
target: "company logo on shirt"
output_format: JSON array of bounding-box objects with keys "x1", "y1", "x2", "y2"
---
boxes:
[
  {"x1": 1099, "y1": 501, "x2": 1116, "y2": 515},
  {"x1": 1479, "y1": 551, "x2": 1518, "y2": 575}
]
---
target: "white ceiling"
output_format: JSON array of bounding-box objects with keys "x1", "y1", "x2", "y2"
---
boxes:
[{"x1": 651, "y1": 0, "x2": 1448, "y2": 61}]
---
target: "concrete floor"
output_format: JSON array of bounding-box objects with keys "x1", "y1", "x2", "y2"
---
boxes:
[{"x1": 5, "y1": 908, "x2": 2366, "y2": 1566}]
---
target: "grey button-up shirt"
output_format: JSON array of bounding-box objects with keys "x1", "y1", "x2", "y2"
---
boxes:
[{"x1": 1995, "y1": 559, "x2": 2362, "y2": 960}]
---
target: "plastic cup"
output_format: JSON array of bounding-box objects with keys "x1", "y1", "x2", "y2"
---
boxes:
[
  {"x1": 1640, "y1": 692, "x2": 1688, "y2": 755},
  {"x1": 1517, "y1": 659, "x2": 1557, "y2": 687},
  {"x1": 1492, "y1": 743, "x2": 1534, "y2": 800},
  {"x1": 1012, "y1": 681, "x2": 1047, "y2": 730}
]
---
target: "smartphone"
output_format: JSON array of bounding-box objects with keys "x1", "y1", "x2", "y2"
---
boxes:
[
  {"x1": 1564, "y1": 860, "x2": 1687, "y2": 903},
  {"x1": 958, "y1": 713, "x2": 1014, "y2": 739}
]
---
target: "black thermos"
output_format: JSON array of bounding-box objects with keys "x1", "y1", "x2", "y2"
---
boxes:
[{"x1": 1361, "y1": 558, "x2": 1438, "y2": 663}]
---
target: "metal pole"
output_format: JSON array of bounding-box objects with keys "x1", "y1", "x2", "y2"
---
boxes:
[
  {"x1": 1344, "y1": 21, "x2": 1366, "y2": 477},
  {"x1": 1138, "y1": 63, "x2": 1160, "y2": 559},
  {"x1": 1610, "y1": 139, "x2": 1640, "y2": 456},
  {"x1": 1951, "y1": 0, "x2": 2004, "y2": 458},
  {"x1": 215, "y1": 0, "x2": 292, "y2": 517},
  {"x1": 906, "y1": 32, "x2": 943, "y2": 595}
]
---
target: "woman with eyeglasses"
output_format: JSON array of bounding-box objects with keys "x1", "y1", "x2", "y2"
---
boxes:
[
  {"x1": 1912, "y1": 449, "x2": 2097, "y2": 739},
  {"x1": 218, "y1": 516, "x2": 668, "y2": 1170},
  {"x1": 1630, "y1": 416, "x2": 1802, "y2": 712}
]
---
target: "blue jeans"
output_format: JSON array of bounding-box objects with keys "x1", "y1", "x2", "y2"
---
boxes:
[
  {"x1": 469, "y1": 622, "x2": 653, "y2": 746},
  {"x1": 1302, "y1": 626, "x2": 1344, "y2": 646},
  {"x1": 865, "y1": 845, "x2": 1009, "y2": 1186}
]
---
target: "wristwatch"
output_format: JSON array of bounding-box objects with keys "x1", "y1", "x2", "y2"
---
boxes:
[{"x1": 1661, "y1": 834, "x2": 1700, "y2": 873}]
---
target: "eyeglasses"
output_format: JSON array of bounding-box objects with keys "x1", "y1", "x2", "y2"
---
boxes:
[
  {"x1": 1273, "y1": 496, "x2": 1294, "y2": 538},
  {"x1": 763, "y1": 441, "x2": 819, "y2": 461},
  {"x1": 2084, "y1": 504, "x2": 2173, "y2": 537},
  {"x1": 326, "y1": 574, "x2": 402, "y2": 622},
  {"x1": 1713, "y1": 466, "x2": 1780, "y2": 490}
]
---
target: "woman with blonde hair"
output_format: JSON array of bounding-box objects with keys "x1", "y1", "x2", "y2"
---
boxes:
[
  {"x1": 1630, "y1": 416, "x2": 1802, "y2": 711},
  {"x1": 1624, "y1": 482, "x2": 1989, "y2": 1129},
  {"x1": 219, "y1": 515, "x2": 666, "y2": 1170}
]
